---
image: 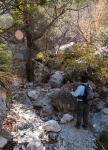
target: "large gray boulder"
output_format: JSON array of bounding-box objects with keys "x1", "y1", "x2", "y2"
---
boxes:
[
  {"x1": 90, "y1": 108, "x2": 108, "y2": 137},
  {"x1": 12, "y1": 92, "x2": 32, "y2": 107},
  {"x1": 94, "y1": 101, "x2": 105, "y2": 112},
  {"x1": 49, "y1": 71, "x2": 64, "y2": 88},
  {"x1": 49, "y1": 89, "x2": 76, "y2": 113},
  {"x1": 0, "y1": 136, "x2": 7, "y2": 148},
  {"x1": 0, "y1": 95, "x2": 6, "y2": 130}
]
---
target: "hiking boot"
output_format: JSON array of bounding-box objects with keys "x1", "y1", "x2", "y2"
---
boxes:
[
  {"x1": 82, "y1": 124, "x2": 88, "y2": 130},
  {"x1": 75, "y1": 124, "x2": 80, "y2": 129}
]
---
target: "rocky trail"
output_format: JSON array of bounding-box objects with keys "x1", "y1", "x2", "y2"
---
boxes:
[
  {"x1": 0, "y1": 84, "x2": 99, "y2": 150},
  {"x1": 0, "y1": 60, "x2": 108, "y2": 150}
]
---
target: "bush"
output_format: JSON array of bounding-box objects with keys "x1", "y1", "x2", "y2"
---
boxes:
[
  {"x1": 99, "y1": 129, "x2": 108, "y2": 150},
  {"x1": 0, "y1": 44, "x2": 13, "y2": 89},
  {"x1": 35, "y1": 45, "x2": 108, "y2": 82}
]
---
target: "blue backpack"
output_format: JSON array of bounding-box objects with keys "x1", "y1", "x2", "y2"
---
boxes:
[{"x1": 78, "y1": 84, "x2": 94, "y2": 104}]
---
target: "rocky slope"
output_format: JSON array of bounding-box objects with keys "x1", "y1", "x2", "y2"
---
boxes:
[{"x1": 0, "y1": 59, "x2": 108, "y2": 150}]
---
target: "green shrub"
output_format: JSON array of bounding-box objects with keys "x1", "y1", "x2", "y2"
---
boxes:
[
  {"x1": 99, "y1": 129, "x2": 108, "y2": 150},
  {"x1": 0, "y1": 44, "x2": 13, "y2": 90},
  {"x1": 35, "y1": 45, "x2": 108, "y2": 82}
]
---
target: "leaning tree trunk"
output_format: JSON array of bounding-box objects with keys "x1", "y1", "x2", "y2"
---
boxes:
[{"x1": 24, "y1": 9, "x2": 64, "y2": 81}]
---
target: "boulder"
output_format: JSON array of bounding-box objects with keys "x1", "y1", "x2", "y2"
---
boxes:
[
  {"x1": 64, "y1": 69, "x2": 73, "y2": 82},
  {"x1": 0, "y1": 136, "x2": 7, "y2": 148},
  {"x1": 94, "y1": 92, "x2": 100, "y2": 98},
  {"x1": 41, "y1": 105, "x2": 54, "y2": 117},
  {"x1": 12, "y1": 92, "x2": 32, "y2": 107},
  {"x1": 88, "y1": 80, "x2": 96, "y2": 90},
  {"x1": 50, "y1": 89, "x2": 76, "y2": 113},
  {"x1": 49, "y1": 71, "x2": 64, "y2": 88},
  {"x1": 106, "y1": 97, "x2": 108, "y2": 102},
  {"x1": 102, "y1": 87, "x2": 108, "y2": 93},
  {"x1": 43, "y1": 120, "x2": 61, "y2": 132},
  {"x1": 60, "y1": 114, "x2": 74, "y2": 124},
  {"x1": 27, "y1": 90, "x2": 40, "y2": 100},
  {"x1": 94, "y1": 101, "x2": 105, "y2": 112},
  {"x1": 0, "y1": 95, "x2": 6, "y2": 130},
  {"x1": 90, "y1": 108, "x2": 108, "y2": 137},
  {"x1": 26, "y1": 139, "x2": 43, "y2": 150}
]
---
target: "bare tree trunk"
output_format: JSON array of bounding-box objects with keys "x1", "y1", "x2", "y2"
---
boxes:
[{"x1": 23, "y1": 12, "x2": 35, "y2": 81}]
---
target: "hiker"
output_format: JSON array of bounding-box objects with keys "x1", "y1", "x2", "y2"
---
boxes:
[{"x1": 71, "y1": 75, "x2": 93, "y2": 130}]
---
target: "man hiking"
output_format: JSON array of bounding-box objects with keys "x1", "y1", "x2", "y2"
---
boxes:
[{"x1": 71, "y1": 75, "x2": 93, "y2": 130}]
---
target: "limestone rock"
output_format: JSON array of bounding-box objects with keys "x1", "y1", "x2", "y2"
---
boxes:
[
  {"x1": 0, "y1": 95, "x2": 6, "y2": 130},
  {"x1": 0, "y1": 136, "x2": 7, "y2": 148},
  {"x1": 94, "y1": 92, "x2": 100, "y2": 98},
  {"x1": 88, "y1": 80, "x2": 96, "y2": 90},
  {"x1": 102, "y1": 87, "x2": 108, "y2": 93},
  {"x1": 50, "y1": 89, "x2": 76, "y2": 113},
  {"x1": 60, "y1": 114, "x2": 73, "y2": 124},
  {"x1": 13, "y1": 92, "x2": 32, "y2": 107},
  {"x1": 26, "y1": 139, "x2": 43, "y2": 150},
  {"x1": 27, "y1": 90, "x2": 40, "y2": 100},
  {"x1": 49, "y1": 71, "x2": 64, "y2": 88},
  {"x1": 43, "y1": 120, "x2": 61, "y2": 132},
  {"x1": 94, "y1": 101, "x2": 105, "y2": 112},
  {"x1": 41, "y1": 105, "x2": 54, "y2": 117},
  {"x1": 90, "y1": 108, "x2": 108, "y2": 137}
]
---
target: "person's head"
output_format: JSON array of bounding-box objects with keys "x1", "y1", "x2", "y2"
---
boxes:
[{"x1": 80, "y1": 75, "x2": 88, "y2": 83}]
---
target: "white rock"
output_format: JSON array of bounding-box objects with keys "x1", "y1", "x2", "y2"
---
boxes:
[
  {"x1": 0, "y1": 95, "x2": 6, "y2": 129},
  {"x1": 27, "y1": 90, "x2": 40, "y2": 100},
  {"x1": 49, "y1": 71, "x2": 64, "y2": 88},
  {"x1": 102, "y1": 87, "x2": 108, "y2": 93},
  {"x1": 102, "y1": 108, "x2": 108, "y2": 114},
  {"x1": 43, "y1": 120, "x2": 61, "y2": 132},
  {"x1": 26, "y1": 139, "x2": 43, "y2": 150},
  {"x1": 93, "y1": 124, "x2": 97, "y2": 128},
  {"x1": 0, "y1": 136, "x2": 7, "y2": 148},
  {"x1": 56, "y1": 42, "x2": 74, "y2": 51},
  {"x1": 60, "y1": 114, "x2": 73, "y2": 124}
]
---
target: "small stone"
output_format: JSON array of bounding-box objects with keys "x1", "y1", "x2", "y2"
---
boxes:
[
  {"x1": 102, "y1": 108, "x2": 108, "y2": 114},
  {"x1": 43, "y1": 120, "x2": 61, "y2": 132},
  {"x1": 60, "y1": 114, "x2": 73, "y2": 124}
]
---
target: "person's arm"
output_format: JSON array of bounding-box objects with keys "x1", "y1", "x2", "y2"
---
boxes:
[{"x1": 71, "y1": 86, "x2": 82, "y2": 97}]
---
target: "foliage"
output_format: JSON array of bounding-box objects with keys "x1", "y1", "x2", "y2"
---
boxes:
[
  {"x1": 99, "y1": 128, "x2": 108, "y2": 150},
  {"x1": 35, "y1": 51, "x2": 56, "y2": 61},
  {"x1": 0, "y1": 44, "x2": 12, "y2": 72},
  {"x1": 0, "y1": 14, "x2": 13, "y2": 30},
  {"x1": 0, "y1": 44, "x2": 13, "y2": 90},
  {"x1": 61, "y1": 45, "x2": 108, "y2": 81},
  {"x1": 35, "y1": 44, "x2": 108, "y2": 82},
  {"x1": 6, "y1": 92, "x2": 14, "y2": 101},
  {"x1": 95, "y1": 27, "x2": 108, "y2": 47},
  {"x1": 0, "y1": 0, "x2": 108, "y2": 82}
]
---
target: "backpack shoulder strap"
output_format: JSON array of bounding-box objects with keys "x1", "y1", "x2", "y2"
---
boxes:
[
  {"x1": 81, "y1": 84, "x2": 89, "y2": 87},
  {"x1": 81, "y1": 84, "x2": 87, "y2": 88}
]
